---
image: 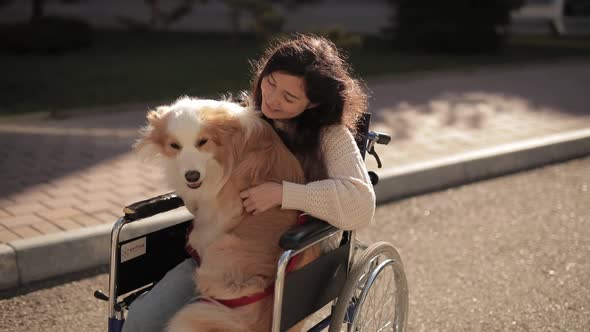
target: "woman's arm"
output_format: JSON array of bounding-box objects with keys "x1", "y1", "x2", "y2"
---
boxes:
[{"x1": 281, "y1": 125, "x2": 376, "y2": 230}]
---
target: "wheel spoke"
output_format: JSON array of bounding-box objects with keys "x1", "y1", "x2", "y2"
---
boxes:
[
  {"x1": 378, "y1": 265, "x2": 396, "y2": 328},
  {"x1": 377, "y1": 321, "x2": 392, "y2": 332},
  {"x1": 355, "y1": 260, "x2": 397, "y2": 331},
  {"x1": 375, "y1": 264, "x2": 390, "y2": 327}
]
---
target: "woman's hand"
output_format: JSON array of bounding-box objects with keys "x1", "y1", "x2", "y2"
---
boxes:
[{"x1": 240, "y1": 182, "x2": 283, "y2": 215}]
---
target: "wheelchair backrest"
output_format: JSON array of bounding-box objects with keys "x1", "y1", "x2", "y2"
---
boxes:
[
  {"x1": 116, "y1": 220, "x2": 191, "y2": 296},
  {"x1": 279, "y1": 113, "x2": 371, "y2": 330},
  {"x1": 355, "y1": 112, "x2": 371, "y2": 159}
]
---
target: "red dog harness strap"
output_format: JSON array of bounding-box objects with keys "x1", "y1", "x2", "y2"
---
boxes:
[
  {"x1": 207, "y1": 284, "x2": 276, "y2": 308},
  {"x1": 185, "y1": 214, "x2": 309, "y2": 308}
]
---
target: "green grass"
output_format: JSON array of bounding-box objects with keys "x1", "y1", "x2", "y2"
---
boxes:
[
  {"x1": 1, "y1": 31, "x2": 589, "y2": 114},
  {"x1": 351, "y1": 34, "x2": 590, "y2": 76},
  {"x1": 0, "y1": 31, "x2": 262, "y2": 114}
]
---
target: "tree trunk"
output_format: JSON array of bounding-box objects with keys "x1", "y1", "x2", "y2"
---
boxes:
[
  {"x1": 32, "y1": 0, "x2": 44, "y2": 21},
  {"x1": 149, "y1": 0, "x2": 163, "y2": 29},
  {"x1": 229, "y1": 8, "x2": 242, "y2": 35}
]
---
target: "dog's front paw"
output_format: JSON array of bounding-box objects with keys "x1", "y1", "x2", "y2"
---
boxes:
[
  {"x1": 184, "y1": 200, "x2": 199, "y2": 214},
  {"x1": 166, "y1": 309, "x2": 195, "y2": 332},
  {"x1": 234, "y1": 274, "x2": 269, "y2": 292},
  {"x1": 219, "y1": 273, "x2": 270, "y2": 299}
]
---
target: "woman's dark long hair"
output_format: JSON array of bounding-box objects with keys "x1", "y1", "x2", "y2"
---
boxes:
[{"x1": 247, "y1": 34, "x2": 368, "y2": 182}]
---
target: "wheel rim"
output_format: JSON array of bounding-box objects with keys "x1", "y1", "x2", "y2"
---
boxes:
[{"x1": 350, "y1": 258, "x2": 403, "y2": 332}]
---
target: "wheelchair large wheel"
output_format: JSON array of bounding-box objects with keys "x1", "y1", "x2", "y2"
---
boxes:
[{"x1": 329, "y1": 241, "x2": 408, "y2": 332}]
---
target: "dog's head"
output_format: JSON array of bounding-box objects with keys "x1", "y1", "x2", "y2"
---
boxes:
[
  {"x1": 134, "y1": 97, "x2": 245, "y2": 195},
  {"x1": 135, "y1": 96, "x2": 305, "y2": 208}
]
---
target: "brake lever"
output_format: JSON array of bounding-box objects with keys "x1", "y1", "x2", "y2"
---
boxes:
[
  {"x1": 367, "y1": 145, "x2": 382, "y2": 168},
  {"x1": 94, "y1": 289, "x2": 122, "y2": 311}
]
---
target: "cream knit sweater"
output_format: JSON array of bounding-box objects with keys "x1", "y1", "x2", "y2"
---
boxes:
[{"x1": 281, "y1": 124, "x2": 376, "y2": 230}]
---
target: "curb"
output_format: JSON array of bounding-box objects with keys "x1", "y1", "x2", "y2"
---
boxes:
[
  {"x1": 0, "y1": 208, "x2": 195, "y2": 291},
  {"x1": 0, "y1": 244, "x2": 18, "y2": 290},
  {"x1": 10, "y1": 225, "x2": 111, "y2": 286},
  {"x1": 1, "y1": 225, "x2": 111, "y2": 291},
  {"x1": 1, "y1": 128, "x2": 590, "y2": 291},
  {"x1": 374, "y1": 128, "x2": 590, "y2": 203}
]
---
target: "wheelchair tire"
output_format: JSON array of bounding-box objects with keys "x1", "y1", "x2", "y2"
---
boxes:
[{"x1": 329, "y1": 241, "x2": 408, "y2": 332}]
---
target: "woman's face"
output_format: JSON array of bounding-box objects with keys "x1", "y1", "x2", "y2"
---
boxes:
[{"x1": 260, "y1": 71, "x2": 317, "y2": 120}]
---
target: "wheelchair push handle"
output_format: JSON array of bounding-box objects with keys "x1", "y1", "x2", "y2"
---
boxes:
[
  {"x1": 123, "y1": 192, "x2": 185, "y2": 222},
  {"x1": 366, "y1": 130, "x2": 391, "y2": 170},
  {"x1": 368, "y1": 131, "x2": 391, "y2": 145}
]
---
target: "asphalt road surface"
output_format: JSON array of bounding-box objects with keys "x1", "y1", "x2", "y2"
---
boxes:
[{"x1": 1, "y1": 156, "x2": 588, "y2": 332}]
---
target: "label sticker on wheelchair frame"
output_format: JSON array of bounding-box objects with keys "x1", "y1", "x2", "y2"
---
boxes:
[{"x1": 121, "y1": 237, "x2": 146, "y2": 263}]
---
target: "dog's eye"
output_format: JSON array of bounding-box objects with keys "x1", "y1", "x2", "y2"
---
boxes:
[
  {"x1": 170, "y1": 142, "x2": 181, "y2": 150},
  {"x1": 197, "y1": 139, "x2": 208, "y2": 147}
]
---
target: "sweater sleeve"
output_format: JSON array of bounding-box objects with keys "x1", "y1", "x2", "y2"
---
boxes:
[{"x1": 281, "y1": 124, "x2": 376, "y2": 230}]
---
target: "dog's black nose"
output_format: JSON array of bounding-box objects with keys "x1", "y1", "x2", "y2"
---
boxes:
[{"x1": 185, "y1": 170, "x2": 200, "y2": 182}]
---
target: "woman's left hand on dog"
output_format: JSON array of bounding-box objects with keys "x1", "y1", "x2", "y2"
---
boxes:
[{"x1": 240, "y1": 182, "x2": 283, "y2": 215}]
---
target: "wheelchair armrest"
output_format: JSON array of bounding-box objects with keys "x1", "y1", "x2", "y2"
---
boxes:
[
  {"x1": 279, "y1": 217, "x2": 340, "y2": 251},
  {"x1": 123, "y1": 192, "x2": 185, "y2": 222}
]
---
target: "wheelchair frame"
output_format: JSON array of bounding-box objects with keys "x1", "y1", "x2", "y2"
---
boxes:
[{"x1": 95, "y1": 113, "x2": 408, "y2": 332}]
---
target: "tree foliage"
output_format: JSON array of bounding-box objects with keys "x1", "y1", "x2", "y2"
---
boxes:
[{"x1": 387, "y1": 0, "x2": 526, "y2": 53}]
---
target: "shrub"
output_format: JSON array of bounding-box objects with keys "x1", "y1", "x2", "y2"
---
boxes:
[
  {"x1": 252, "y1": 8, "x2": 285, "y2": 39},
  {"x1": 386, "y1": 0, "x2": 525, "y2": 53},
  {"x1": 0, "y1": 16, "x2": 93, "y2": 54},
  {"x1": 222, "y1": 0, "x2": 286, "y2": 39},
  {"x1": 312, "y1": 25, "x2": 363, "y2": 50}
]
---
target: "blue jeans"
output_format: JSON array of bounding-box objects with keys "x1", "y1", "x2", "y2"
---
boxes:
[{"x1": 123, "y1": 258, "x2": 198, "y2": 332}]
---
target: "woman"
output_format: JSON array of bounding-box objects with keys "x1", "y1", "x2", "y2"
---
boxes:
[{"x1": 123, "y1": 33, "x2": 375, "y2": 332}]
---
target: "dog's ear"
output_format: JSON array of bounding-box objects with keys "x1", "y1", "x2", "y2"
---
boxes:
[
  {"x1": 133, "y1": 106, "x2": 171, "y2": 161},
  {"x1": 147, "y1": 106, "x2": 169, "y2": 124},
  {"x1": 200, "y1": 107, "x2": 242, "y2": 149}
]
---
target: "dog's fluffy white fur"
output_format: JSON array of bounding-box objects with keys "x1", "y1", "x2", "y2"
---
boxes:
[{"x1": 135, "y1": 97, "x2": 319, "y2": 332}]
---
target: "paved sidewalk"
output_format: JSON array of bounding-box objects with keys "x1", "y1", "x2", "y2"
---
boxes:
[{"x1": 0, "y1": 61, "x2": 589, "y2": 289}]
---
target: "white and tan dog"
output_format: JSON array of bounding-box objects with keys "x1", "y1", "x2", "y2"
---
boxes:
[{"x1": 135, "y1": 97, "x2": 318, "y2": 332}]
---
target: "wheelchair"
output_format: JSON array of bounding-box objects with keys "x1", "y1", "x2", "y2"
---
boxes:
[{"x1": 94, "y1": 113, "x2": 409, "y2": 332}]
